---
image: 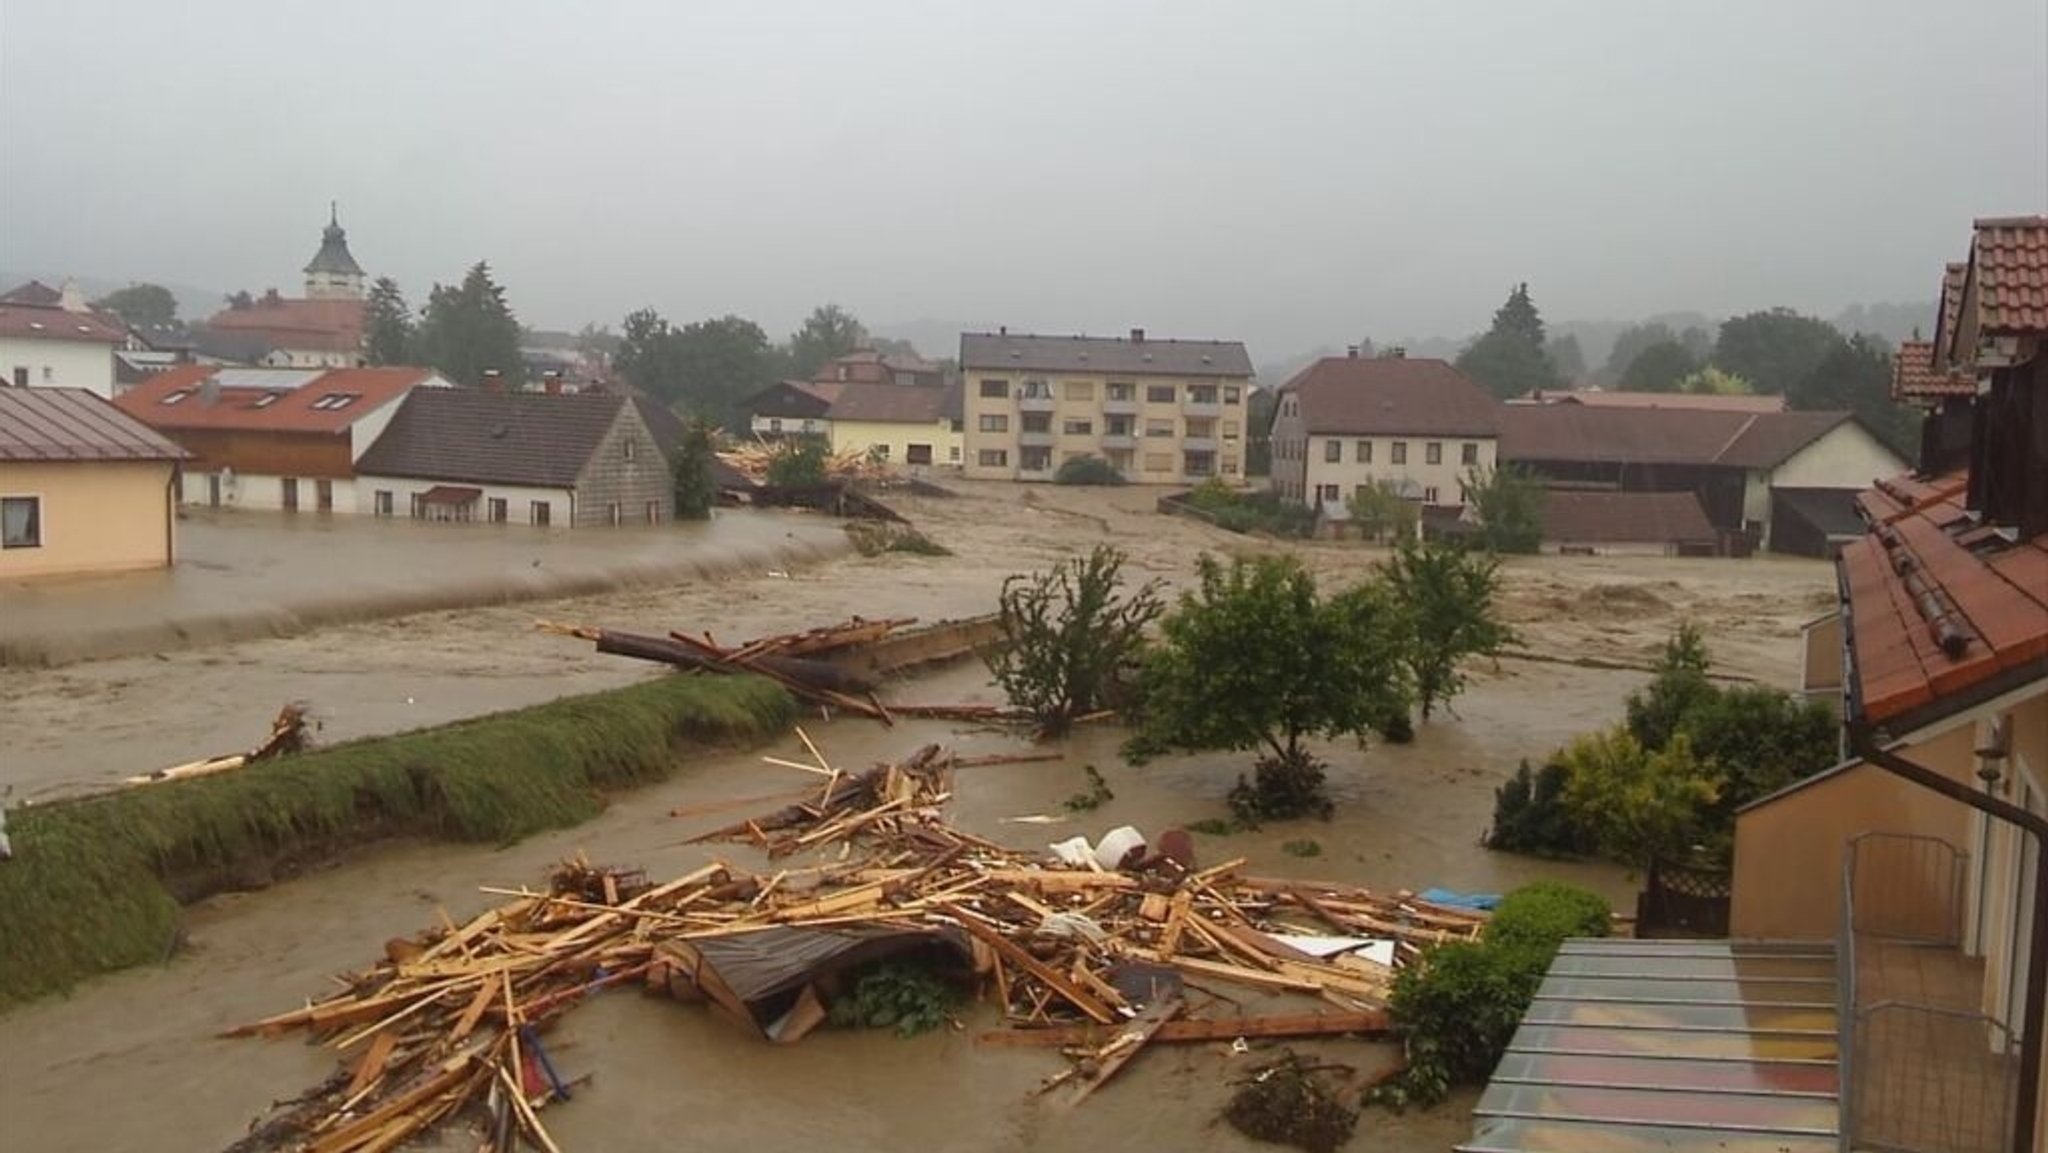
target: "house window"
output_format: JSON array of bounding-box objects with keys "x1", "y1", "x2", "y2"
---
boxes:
[
  {"x1": 488, "y1": 497, "x2": 507, "y2": 523},
  {"x1": 1462, "y1": 442, "x2": 1479, "y2": 465},
  {"x1": 978, "y1": 413, "x2": 1009, "y2": 433},
  {"x1": 872, "y1": 444, "x2": 892, "y2": 460},
  {"x1": 646, "y1": 500, "x2": 661, "y2": 523},
  {"x1": 531, "y1": 501, "x2": 551, "y2": 526},
  {"x1": 315, "y1": 479, "x2": 333, "y2": 512},
  {"x1": 1324, "y1": 440, "x2": 1342, "y2": 463},
  {"x1": 1144, "y1": 418, "x2": 1174, "y2": 438},
  {"x1": 1316, "y1": 484, "x2": 1341, "y2": 503},
  {"x1": 1021, "y1": 412, "x2": 1052, "y2": 434},
  {"x1": 1, "y1": 496, "x2": 41, "y2": 548},
  {"x1": 978, "y1": 449, "x2": 1009, "y2": 467},
  {"x1": 309, "y1": 392, "x2": 359, "y2": 410},
  {"x1": 1184, "y1": 451, "x2": 1216, "y2": 477},
  {"x1": 160, "y1": 389, "x2": 190, "y2": 405},
  {"x1": 1188, "y1": 384, "x2": 1218, "y2": 404},
  {"x1": 9, "y1": 367, "x2": 25, "y2": 388},
  {"x1": 1391, "y1": 441, "x2": 1408, "y2": 465},
  {"x1": 1224, "y1": 386, "x2": 1242, "y2": 404},
  {"x1": 1223, "y1": 421, "x2": 1240, "y2": 439},
  {"x1": 1356, "y1": 440, "x2": 1372, "y2": 463},
  {"x1": 281, "y1": 477, "x2": 299, "y2": 512},
  {"x1": 948, "y1": 445, "x2": 961, "y2": 462},
  {"x1": 1063, "y1": 381, "x2": 1094, "y2": 401},
  {"x1": 1424, "y1": 486, "x2": 1441, "y2": 504},
  {"x1": 1222, "y1": 456, "x2": 1240, "y2": 475},
  {"x1": 1146, "y1": 384, "x2": 1176, "y2": 404},
  {"x1": 1426, "y1": 442, "x2": 1442, "y2": 465},
  {"x1": 769, "y1": 417, "x2": 783, "y2": 433},
  {"x1": 252, "y1": 392, "x2": 282, "y2": 408},
  {"x1": 409, "y1": 492, "x2": 424, "y2": 519},
  {"x1": 979, "y1": 379, "x2": 1010, "y2": 399},
  {"x1": 607, "y1": 502, "x2": 622, "y2": 526},
  {"x1": 1185, "y1": 418, "x2": 1215, "y2": 439},
  {"x1": 374, "y1": 490, "x2": 394, "y2": 517},
  {"x1": 1020, "y1": 446, "x2": 1053, "y2": 471},
  {"x1": 1106, "y1": 415, "x2": 1134, "y2": 436},
  {"x1": 623, "y1": 439, "x2": 636, "y2": 462},
  {"x1": 907, "y1": 444, "x2": 934, "y2": 465},
  {"x1": 1106, "y1": 382, "x2": 1135, "y2": 402},
  {"x1": 1063, "y1": 418, "x2": 1093, "y2": 436},
  {"x1": 1021, "y1": 379, "x2": 1051, "y2": 399}
]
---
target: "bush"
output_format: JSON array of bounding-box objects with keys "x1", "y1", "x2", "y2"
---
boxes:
[
  {"x1": 1375, "y1": 882, "x2": 1610, "y2": 1109},
  {"x1": 672, "y1": 417, "x2": 718, "y2": 520},
  {"x1": 1485, "y1": 757, "x2": 1596, "y2": 857},
  {"x1": 1280, "y1": 838, "x2": 1323, "y2": 858},
  {"x1": 1625, "y1": 622, "x2": 1714, "y2": 750},
  {"x1": 1228, "y1": 750, "x2": 1334, "y2": 825},
  {"x1": 845, "y1": 521, "x2": 950, "y2": 557},
  {"x1": 988, "y1": 546, "x2": 1163, "y2": 736},
  {"x1": 1558, "y1": 728, "x2": 1719, "y2": 870},
  {"x1": 1223, "y1": 1051, "x2": 1358, "y2": 1153},
  {"x1": 1680, "y1": 684, "x2": 1837, "y2": 815},
  {"x1": 1464, "y1": 465, "x2": 1544, "y2": 554},
  {"x1": 765, "y1": 437, "x2": 829, "y2": 486},
  {"x1": 827, "y1": 959, "x2": 962, "y2": 1037},
  {"x1": 1053, "y1": 455, "x2": 1125, "y2": 485},
  {"x1": 1180, "y1": 481, "x2": 1316, "y2": 538}
]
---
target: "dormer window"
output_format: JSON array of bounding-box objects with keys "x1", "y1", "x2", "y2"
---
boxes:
[
  {"x1": 160, "y1": 389, "x2": 191, "y2": 405},
  {"x1": 252, "y1": 392, "x2": 283, "y2": 408},
  {"x1": 309, "y1": 392, "x2": 359, "y2": 411}
]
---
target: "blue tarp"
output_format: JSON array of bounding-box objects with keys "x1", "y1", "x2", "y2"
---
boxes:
[{"x1": 1419, "y1": 887, "x2": 1501, "y2": 910}]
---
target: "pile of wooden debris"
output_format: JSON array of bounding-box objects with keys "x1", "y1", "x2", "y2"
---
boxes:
[
  {"x1": 226, "y1": 736, "x2": 1485, "y2": 1150},
  {"x1": 715, "y1": 442, "x2": 892, "y2": 484}
]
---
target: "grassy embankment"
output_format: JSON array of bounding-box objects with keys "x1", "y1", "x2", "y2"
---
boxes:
[{"x1": 0, "y1": 674, "x2": 792, "y2": 1011}]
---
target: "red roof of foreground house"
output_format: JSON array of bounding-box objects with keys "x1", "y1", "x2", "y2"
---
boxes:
[
  {"x1": 1840, "y1": 470, "x2": 2048, "y2": 728},
  {"x1": 1968, "y1": 216, "x2": 2048, "y2": 336},
  {"x1": 0, "y1": 301, "x2": 129, "y2": 344},
  {"x1": 205, "y1": 296, "x2": 365, "y2": 353},
  {"x1": 1891, "y1": 340, "x2": 1976, "y2": 402},
  {"x1": 115, "y1": 365, "x2": 434, "y2": 434},
  {"x1": 1281, "y1": 356, "x2": 1499, "y2": 437}
]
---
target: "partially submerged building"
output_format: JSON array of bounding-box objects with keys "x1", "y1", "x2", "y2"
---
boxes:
[
  {"x1": 1268, "y1": 351, "x2": 1500, "y2": 514},
  {"x1": 0, "y1": 386, "x2": 186, "y2": 578}
]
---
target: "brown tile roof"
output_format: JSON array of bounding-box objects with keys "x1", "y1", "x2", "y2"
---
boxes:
[
  {"x1": 1932, "y1": 262, "x2": 1969, "y2": 365},
  {"x1": 115, "y1": 365, "x2": 433, "y2": 434},
  {"x1": 1281, "y1": 356, "x2": 1499, "y2": 437},
  {"x1": 748, "y1": 380, "x2": 841, "y2": 419},
  {"x1": 1537, "y1": 490, "x2": 1718, "y2": 546},
  {"x1": 204, "y1": 296, "x2": 365, "y2": 353},
  {"x1": 1891, "y1": 340, "x2": 1975, "y2": 402},
  {"x1": 0, "y1": 280, "x2": 63, "y2": 306},
  {"x1": 353, "y1": 387, "x2": 633, "y2": 489},
  {"x1": 0, "y1": 386, "x2": 187, "y2": 462},
  {"x1": 960, "y1": 330, "x2": 1253, "y2": 378},
  {"x1": 1498, "y1": 405, "x2": 1866, "y2": 470},
  {"x1": 825, "y1": 382, "x2": 948, "y2": 424},
  {"x1": 0, "y1": 302, "x2": 128, "y2": 345},
  {"x1": 1840, "y1": 469, "x2": 2048, "y2": 727},
  {"x1": 1525, "y1": 389, "x2": 1785, "y2": 414},
  {"x1": 1969, "y1": 215, "x2": 2048, "y2": 335}
]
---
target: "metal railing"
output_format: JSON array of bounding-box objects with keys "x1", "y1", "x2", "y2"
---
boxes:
[{"x1": 1840, "y1": 832, "x2": 2018, "y2": 1153}]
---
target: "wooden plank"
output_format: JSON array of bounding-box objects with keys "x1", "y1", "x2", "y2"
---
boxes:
[
  {"x1": 1158, "y1": 891, "x2": 1194, "y2": 956},
  {"x1": 938, "y1": 904, "x2": 1116, "y2": 1024},
  {"x1": 343, "y1": 1029, "x2": 400, "y2": 1099},
  {"x1": 978, "y1": 1009, "x2": 1393, "y2": 1048},
  {"x1": 446, "y1": 975, "x2": 498, "y2": 1044},
  {"x1": 1123, "y1": 948, "x2": 1326, "y2": 994},
  {"x1": 1049, "y1": 994, "x2": 1184, "y2": 1112}
]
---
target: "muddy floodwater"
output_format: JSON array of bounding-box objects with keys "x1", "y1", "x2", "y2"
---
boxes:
[{"x1": 0, "y1": 482, "x2": 1833, "y2": 1151}]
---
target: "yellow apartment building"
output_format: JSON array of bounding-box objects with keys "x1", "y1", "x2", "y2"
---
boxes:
[{"x1": 958, "y1": 328, "x2": 1253, "y2": 484}]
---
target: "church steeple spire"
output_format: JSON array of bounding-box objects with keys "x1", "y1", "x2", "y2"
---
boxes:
[{"x1": 304, "y1": 203, "x2": 366, "y2": 300}]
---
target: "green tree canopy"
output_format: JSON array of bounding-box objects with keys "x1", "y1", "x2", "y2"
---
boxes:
[
  {"x1": 1679, "y1": 367, "x2": 1753, "y2": 395},
  {"x1": 362, "y1": 277, "x2": 414, "y2": 366},
  {"x1": 1558, "y1": 729, "x2": 1720, "y2": 869},
  {"x1": 1790, "y1": 332, "x2": 1916, "y2": 452},
  {"x1": 787, "y1": 304, "x2": 869, "y2": 379},
  {"x1": 1382, "y1": 538, "x2": 1514, "y2": 717},
  {"x1": 1456, "y1": 283, "x2": 1562, "y2": 399},
  {"x1": 92, "y1": 283, "x2": 177, "y2": 327},
  {"x1": 1713, "y1": 308, "x2": 1844, "y2": 397},
  {"x1": 415, "y1": 262, "x2": 522, "y2": 387},
  {"x1": 1545, "y1": 333, "x2": 1586, "y2": 384},
  {"x1": 672, "y1": 315, "x2": 775, "y2": 428},
  {"x1": 1126, "y1": 554, "x2": 1412, "y2": 766},
  {"x1": 671, "y1": 417, "x2": 718, "y2": 521},
  {"x1": 1619, "y1": 340, "x2": 1700, "y2": 392},
  {"x1": 1346, "y1": 479, "x2": 1419, "y2": 543},
  {"x1": 1465, "y1": 465, "x2": 1543, "y2": 554}
]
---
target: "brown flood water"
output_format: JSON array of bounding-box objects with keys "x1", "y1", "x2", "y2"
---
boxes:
[{"x1": 0, "y1": 657, "x2": 1641, "y2": 1153}]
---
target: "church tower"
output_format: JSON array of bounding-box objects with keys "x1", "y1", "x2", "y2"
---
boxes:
[{"x1": 303, "y1": 203, "x2": 366, "y2": 300}]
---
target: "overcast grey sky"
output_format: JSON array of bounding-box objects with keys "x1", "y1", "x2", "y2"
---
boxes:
[{"x1": 3, "y1": 1, "x2": 2044, "y2": 356}]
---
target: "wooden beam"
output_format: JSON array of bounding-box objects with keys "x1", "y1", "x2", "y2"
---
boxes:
[{"x1": 978, "y1": 1009, "x2": 1392, "y2": 1048}]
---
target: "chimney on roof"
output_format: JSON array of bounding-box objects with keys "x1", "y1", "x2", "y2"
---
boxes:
[
  {"x1": 1346, "y1": 345, "x2": 1359, "y2": 359},
  {"x1": 58, "y1": 279, "x2": 88, "y2": 313},
  {"x1": 481, "y1": 369, "x2": 505, "y2": 393},
  {"x1": 543, "y1": 371, "x2": 562, "y2": 395},
  {"x1": 199, "y1": 376, "x2": 221, "y2": 407},
  {"x1": 263, "y1": 287, "x2": 283, "y2": 306},
  {"x1": 1384, "y1": 346, "x2": 1406, "y2": 359},
  {"x1": 1130, "y1": 327, "x2": 1145, "y2": 343}
]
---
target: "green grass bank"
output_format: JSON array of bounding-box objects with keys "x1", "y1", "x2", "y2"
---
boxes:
[{"x1": 0, "y1": 674, "x2": 793, "y2": 1011}]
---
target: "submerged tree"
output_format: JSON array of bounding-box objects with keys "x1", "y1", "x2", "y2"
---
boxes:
[
  {"x1": 671, "y1": 417, "x2": 718, "y2": 521},
  {"x1": 1464, "y1": 465, "x2": 1543, "y2": 554},
  {"x1": 1382, "y1": 538, "x2": 1514, "y2": 718},
  {"x1": 1346, "y1": 480, "x2": 1419, "y2": 543},
  {"x1": 987, "y1": 546, "x2": 1164, "y2": 736},
  {"x1": 1126, "y1": 554, "x2": 1413, "y2": 821}
]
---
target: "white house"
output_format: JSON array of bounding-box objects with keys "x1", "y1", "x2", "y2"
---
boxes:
[
  {"x1": 1268, "y1": 351, "x2": 1501, "y2": 512},
  {"x1": 0, "y1": 281, "x2": 126, "y2": 398}
]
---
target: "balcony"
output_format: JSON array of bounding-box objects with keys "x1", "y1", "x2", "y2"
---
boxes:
[
  {"x1": 1017, "y1": 393, "x2": 1056, "y2": 413},
  {"x1": 1183, "y1": 400, "x2": 1222, "y2": 418},
  {"x1": 1101, "y1": 433, "x2": 1136, "y2": 450},
  {"x1": 1018, "y1": 430, "x2": 1055, "y2": 447},
  {"x1": 1102, "y1": 396, "x2": 1139, "y2": 415},
  {"x1": 1182, "y1": 436, "x2": 1218, "y2": 452}
]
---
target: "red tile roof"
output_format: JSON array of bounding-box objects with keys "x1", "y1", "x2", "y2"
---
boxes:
[
  {"x1": 1525, "y1": 389, "x2": 1785, "y2": 414},
  {"x1": 1890, "y1": 340, "x2": 1975, "y2": 402},
  {"x1": 0, "y1": 387, "x2": 187, "y2": 462},
  {"x1": 204, "y1": 296, "x2": 364, "y2": 353},
  {"x1": 1969, "y1": 215, "x2": 2048, "y2": 335},
  {"x1": 1537, "y1": 490, "x2": 1719, "y2": 546},
  {"x1": 1282, "y1": 356, "x2": 1499, "y2": 437},
  {"x1": 0, "y1": 302, "x2": 128, "y2": 344},
  {"x1": 1840, "y1": 469, "x2": 2048, "y2": 727},
  {"x1": 114, "y1": 365, "x2": 433, "y2": 435}
]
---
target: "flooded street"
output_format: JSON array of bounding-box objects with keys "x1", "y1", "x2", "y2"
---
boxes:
[{"x1": 0, "y1": 482, "x2": 1831, "y2": 1151}]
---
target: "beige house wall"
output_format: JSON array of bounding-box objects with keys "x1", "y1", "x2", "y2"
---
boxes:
[
  {"x1": 1741, "y1": 421, "x2": 1908, "y2": 529},
  {"x1": 828, "y1": 418, "x2": 963, "y2": 470},
  {"x1": 0, "y1": 459, "x2": 176, "y2": 578},
  {"x1": 960, "y1": 369, "x2": 1248, "y2": 484},
  {"x1": 1299, "y1": 433, "x2": 1498, "y2": 508},
  {"x1": 1730, "y1": 723, "x2": 1977, "y2": 939}
]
